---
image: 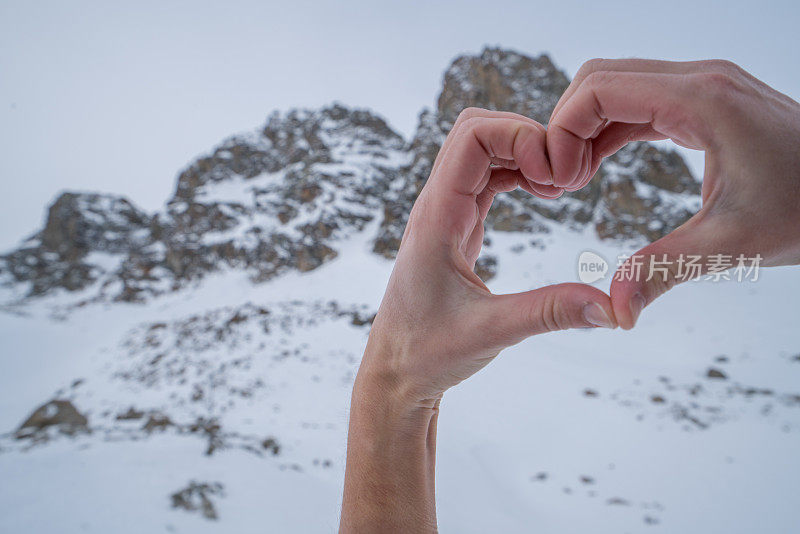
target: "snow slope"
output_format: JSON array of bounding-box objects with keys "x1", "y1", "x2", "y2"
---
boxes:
[
  {"x1": 1, "y1": 220, "x2": 799, "y2": 533},
  {"x1": 1, "y1": 46, "x2": 799, "y2": 533}
]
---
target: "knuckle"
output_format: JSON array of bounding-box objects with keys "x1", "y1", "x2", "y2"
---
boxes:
[
  {"x1": 459, "y1": 116, "x2": 486, "y2": 137},
  {"x1": 535, "y1": 292, "x2": 569, "y2": 332},
  {"x1": 583, "y1": 69, "x2": 617, "y2": 89},
  {"x1": 578, "y1": 58, "x2": 607, "y2": 78},
  {"x1": 456, "y1": 107, "x2": 485, "y2": 124},
  {"x1": 692, "y1": 72, "x2": 739, "y2": 102},
  {"x1": 661, "y1": 93, "x2": 703, "y2": 135},
  {"x1": 703, "y1": 59, "x2": 743, "y2": 76}
]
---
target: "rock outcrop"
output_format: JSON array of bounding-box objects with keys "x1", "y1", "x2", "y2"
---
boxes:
[
  {"x1": 0, "y1": 47, "x2": 700, "y2": 304},
  {"x1": 373, "y1": 47, "x2": 700, "y2": 259},
  {"x1": 15, "y1": 399, "x2": 89, "y2": 440}
]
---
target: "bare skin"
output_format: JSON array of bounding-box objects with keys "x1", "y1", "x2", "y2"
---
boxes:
[
  {"x1": 340, "y1": 108, "x2": 617, "y2": 533},
  {"x1": 340, "y1": 60, "x2": 800, "y2": 532},
  {"x1": 546, "y1": 59, "x2": 800, "y2": 328}
]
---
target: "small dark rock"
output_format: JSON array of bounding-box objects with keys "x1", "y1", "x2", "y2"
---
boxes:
[
  {"x1": 116, "y1": 407, "x2": 145, "y2": 420},
  {"x1": 170, "y1": 481, "x2": 224, "y2": 520},
  {"x1": 706, "y1": 368, "x2": 727, "y2": 380},
  {"x1": 188, "y1": 417, "x2": 223, "y2": 455},
  {"x1": 261, "y1": 437, "x2": 280, "y2": 455},
  {"x1": 143, "y1": 413, "x2": 173, "y2": 432},
  {"x1": 15, "y1": 399, "x2": 89, "y2": 439}
]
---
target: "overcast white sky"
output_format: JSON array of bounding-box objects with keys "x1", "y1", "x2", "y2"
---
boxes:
[{"x1": 1, "y1": 0, "x2": 799, "y2": 250}]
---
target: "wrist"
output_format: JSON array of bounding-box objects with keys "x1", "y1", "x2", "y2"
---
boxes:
[
  {"x1": 349, "y1": 328, "x2": 442, "y2": 448},
  {"x1": 348, "y1": 378, "x2": 438, "y2": 458},
  {"x1": 356, "y1": 324, "x2": 443, "y2": 412},
  {"x1": 341, "y1": 342, "x2": 441, "y2": 533},
  {"x1": 352, "y1": 358, "x2": 440, "y2": 437}
]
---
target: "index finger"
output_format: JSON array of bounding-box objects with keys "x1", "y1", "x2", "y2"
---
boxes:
[
  {"x1": 550, "y1": 58, "x2": 735, "y2": 121},
  {"x1": 421, "y1": 116, "x2": 551, "y2": 244},
  {"x1": 547, "y1": 71, "x2": 714, "y2": 188},
  {"x1": 431, "y1": 108, "x2": 554, "y2": 183}
]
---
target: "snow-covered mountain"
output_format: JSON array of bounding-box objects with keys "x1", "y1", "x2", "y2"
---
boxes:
[
  {"x1": 1, "y1": 47, "x2": 798, "y2": 533},
  {"x1": 0, "y1": 48, "x2": 700, "y2": 308}
]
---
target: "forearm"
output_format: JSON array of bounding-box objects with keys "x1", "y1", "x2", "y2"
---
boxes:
[
  {"x1": 338, "y1": 107, "x2": 619, "y2": 531},
  {"x1": 340, "y1": 346, "x2": 440, "y2": 533}
]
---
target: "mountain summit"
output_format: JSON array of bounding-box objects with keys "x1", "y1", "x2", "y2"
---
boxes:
[
  {"x1": 0, "y1": 47, "x2": 699, "y2": 306},
  {"x1": 2, "y1": 49, "x2": 798, "y2": 534}
]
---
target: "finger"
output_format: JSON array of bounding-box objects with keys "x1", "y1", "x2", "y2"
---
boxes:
[
  {"x1": 489, "y1": 157, "x2": 519, "y2": 170},
  {"x1": 467, "y1": 167, "x2": 522, "y2": 263},
  {"x1": 562, "y1": 122, "x2": 669, "y2": 192},
  {"x1": 550, "y1": 58, "x2": 744, "y2": 123},
  {"x1": 468, "y1": 167, "x2": 561, "y2": 265},
  {"x1": 476, "y1": 167, "x2": 526, "y2": 220},
  {"x1": 520, "y1": 179, "x2": 564, "y2": 199},
  {"x1": 591, "y1": 122, "x2": 669, "y2": 161},
  {"x1": 484, "y1": 283, "x2": 617, "y2": 346},
  {"x1": 432, "y1": 108, "x2": 553, "y2": 184},
  {"x1": 548, "y1": 58, "x2": 749, "y2": 190},
  {"x1": 463, "y1": 220, "x2": 484, "y2": 268},
  {"x1": 551, "y1": 59, "x2": 691, "y2": 121},
  {"x1": 548, "y1": 71, "x2": 714, "y2": 188},
  {"x1": 432, "y1": 117, "x2": 550, "y2": 195},
  {"x1": 423, "y1": 117, "x2": 551, "y2": 245},
  {"x1": 609, "y1": 212, "x2": 758, "y2": 329},
  {"x1": 478, "y1": 167, "x2": 564, "y2": 209}
]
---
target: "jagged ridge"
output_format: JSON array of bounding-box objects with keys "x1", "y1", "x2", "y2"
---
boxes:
[{"x1": 0, "y1": 47, "x2": 700, "y2": 305}]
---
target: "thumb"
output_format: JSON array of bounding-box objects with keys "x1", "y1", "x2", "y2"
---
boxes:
[
  {"x1": 486, "y1": 283, "x2": 617, "y2": 346},
  {"x1": 610, "y1": 214, "x2": 741, "y2": 330}
]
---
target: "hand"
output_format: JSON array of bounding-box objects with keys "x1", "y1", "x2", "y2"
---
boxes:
[
  {"x1": 546, "y1": 59, "x2": 800, "y2": 329},
  {"x1": 340, "y1": 108, "x2": 617, "y2": 533},
  {"x1": 361, "y1": 107, "x2": 618, "y2": 406}
]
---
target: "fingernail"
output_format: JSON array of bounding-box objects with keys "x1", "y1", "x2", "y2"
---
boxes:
[
  {"x1": 583, "y1": 302, "x2": 615, "y2": 329},
  {"x1": 630, "y1": 293, "x2": 646, "y2": 326}
]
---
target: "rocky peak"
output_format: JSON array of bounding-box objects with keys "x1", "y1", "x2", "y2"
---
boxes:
[
  {"x1": 172, "y1": 103, "x2": 404, "y2": 203},
  {"x1": 372, "y1": 47, "x2": 700, "y2": 264},
  {"x1": 593, "y1": 143, "x2": 700, "y2": 242},
  {"x1": 437, "y1": 47, "x2": 570, "y2": 128},
  {"x1": 0, "y1": 192, "x2": 153, "y2": 298},
  {"x1": 41, "y1": 192, "x2": 152, "y2": 260},
  {"x1": 1, "y1": 48, "x2": 702, "y2": 304},
  {"x1": 158, "y1": 103, "x2": 407, "y2": 285},
  {"x1": 261, "y1": 103, "x2": 404, "y2": 164},
  {"x1": 374, "y1": 48, "x2": 582, "y2": 259}
]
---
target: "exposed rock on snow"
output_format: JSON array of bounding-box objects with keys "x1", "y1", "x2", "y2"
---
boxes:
[
  {"x1": 0, "y1": 47, "x2": 700, "y2": 306},
  {"x1": 170, "y1": 481, "x2": 225, "y2": 521},
  {"x1": 6, "y1": 47, "x2": 781, "y2": 533},
  {"x1": 15, "y1": 399, "x2": 89, "y2": 440}
]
